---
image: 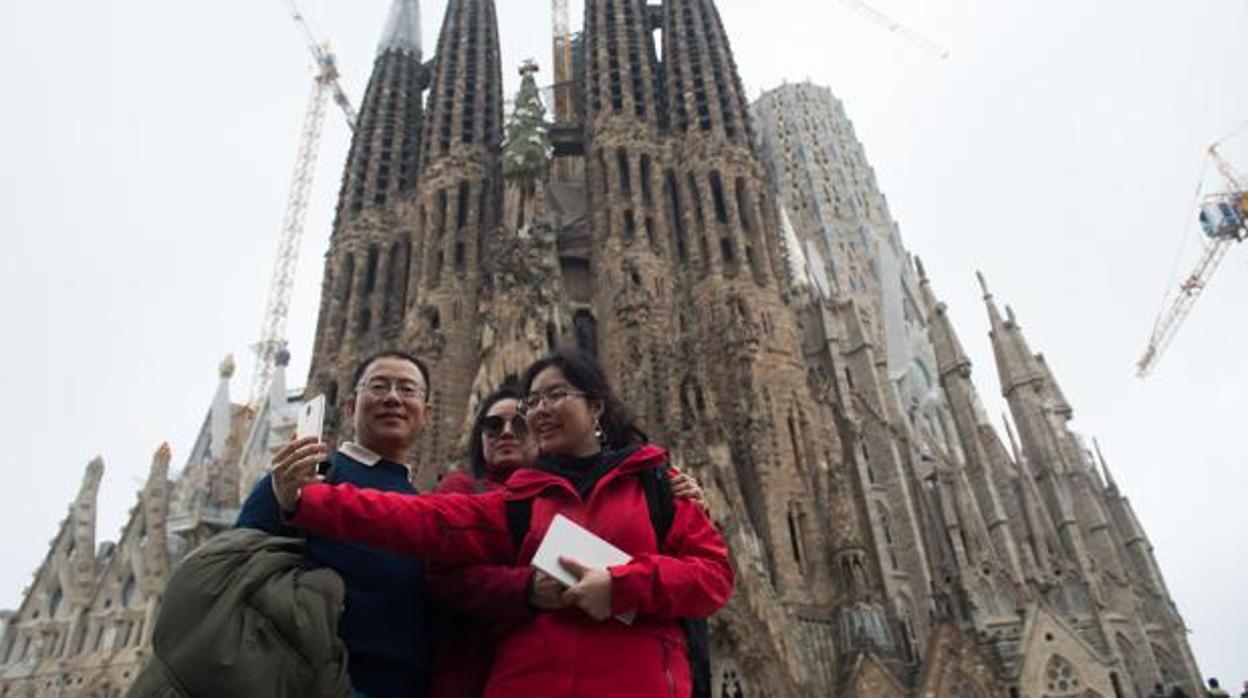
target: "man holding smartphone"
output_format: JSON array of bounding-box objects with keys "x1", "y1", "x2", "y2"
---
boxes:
[{"x1": 237, "y1": 350, "x2": 434, "y2": 698}]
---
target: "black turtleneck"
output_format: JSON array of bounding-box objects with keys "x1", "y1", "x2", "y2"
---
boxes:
[{"x1": 536, "y1": 444, "x2": 639, "y2": 499}]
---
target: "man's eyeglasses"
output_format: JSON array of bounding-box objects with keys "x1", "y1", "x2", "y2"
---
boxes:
[
  {"x1": 360, "y1": 378, "x2": 427, "y2": 401},
  {"x1": 518, "y1": 387, "x2": 586, "y2": 415},
  {"x1": 482, "y1": 414, "x2": 528, "y2": 440}
]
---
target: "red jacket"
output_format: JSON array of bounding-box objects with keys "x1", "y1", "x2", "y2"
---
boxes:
[
  {"x1": 426, "y1": 469, "x2": 527, "y2": 698},
  {"x1": 293, "y1": 444, "x2": 734, "y2": 698}
]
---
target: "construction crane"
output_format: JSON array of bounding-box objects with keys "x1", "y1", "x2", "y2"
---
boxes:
[
  {"x1": 247, "y1": 0, "x2": 358, "y2": 408},
  {"x1": 1137, "y1": 136, "x2": 1248, "y2": 377},
  {"x1": 551, "y1": 0, "x2": 574, "y2": 121},
  {"x1": 838, "y1": 0, "x2": 950, "y2": 60}
]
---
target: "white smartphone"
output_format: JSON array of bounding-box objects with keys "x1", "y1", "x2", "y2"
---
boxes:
[{"x1": 297, "y1": 395, "x2": 326, "y2": 441}]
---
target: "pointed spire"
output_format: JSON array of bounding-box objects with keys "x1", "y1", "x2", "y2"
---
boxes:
[
  {"x1": 980, "y1": 272, "x2": 1043, "y2": 395},
  {"x1": 210, "y1": 355, "x2": 235, "y2": 458},
  {"x1": 269, "y1": 346, "x2": 290, "y2": 413},
  {"x1": 1034, "y1": 352, "x2": 1073, "y2": 418},
  {"x1": 420, "y1": 0, "x2": 503, "y2": 167},
  {"x1": 378, "y1": 0, "x2": 422, "y2": 56},
  {"x1": 147, "y1": 442, "x2": 172, "y2": 488},
  {"x1": 70, "y1": 456, "x2": 104, "y2": 575},
  {"x1": 1093, "y1": 438, "x2": 1118, "y2": 493},
  {"x1": 916, "y1": 258, "x2": 971, "y2": 376}
]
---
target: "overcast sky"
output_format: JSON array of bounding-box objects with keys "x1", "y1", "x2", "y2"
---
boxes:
[{"x1": 1, "y1": 0, "x2": 1244, "y2": 684}]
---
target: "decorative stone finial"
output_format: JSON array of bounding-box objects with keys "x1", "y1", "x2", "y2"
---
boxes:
[
  {"x1": 519, "y1": 59, "x2": 540, "y2": 77},
  {"x1": 976, "y1": 270, "x2": 992, "y2": 299},
  {"x1": 275, "y1": 346, "x2": 292, "y2": 367},
  {"x1": 155, "y1": 442, "x2": 172, "y2": 462},
  {"x1": 219, "y1": 354, "x2": 236, "y2": 380}
]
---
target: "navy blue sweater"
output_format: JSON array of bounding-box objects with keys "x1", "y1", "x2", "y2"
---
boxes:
[{"x1": 237, "y1": 450, "x2": 430, "y2": 698}]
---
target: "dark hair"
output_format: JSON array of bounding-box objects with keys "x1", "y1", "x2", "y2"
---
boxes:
[
  {"x1": 352, "y1": 350, "x2": 433, "y2": 400},
  {"x1": 519, "y1": 349, "x2": 646, "y2": 451},
  {"x1": 468, "y1": 387, "x2": 522, "y2": 478}
]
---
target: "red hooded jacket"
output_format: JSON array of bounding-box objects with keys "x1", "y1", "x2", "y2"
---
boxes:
[
  {"x1": 425, "y1": 469, "x2": 527, "y2": 698},
  {"x1": 292, "y1": 444, "x2": 734, "y2": 698}
]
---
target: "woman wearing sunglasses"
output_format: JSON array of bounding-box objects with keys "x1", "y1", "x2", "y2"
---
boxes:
[
  {"x1": 428, "y1": 385, "x2": 711, "y2": 697},
  {"x1": 274, "y1": 350, "x2": 733, "y2": 698}
]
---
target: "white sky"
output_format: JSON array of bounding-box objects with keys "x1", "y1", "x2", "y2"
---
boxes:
[{"x1": 1, "y1": 0, "x2": 1244, "y2": 685}]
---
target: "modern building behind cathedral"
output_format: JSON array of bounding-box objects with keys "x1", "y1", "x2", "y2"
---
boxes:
[{"x1": 0, "y1": 1, "x2": 1204, "y2": 696}]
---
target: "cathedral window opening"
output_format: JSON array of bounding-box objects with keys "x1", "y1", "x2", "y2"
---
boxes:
[
  {"x1": 787, "y1": 415, "x2": 804, "y2": 473},
  {"x1": 573, "y1": 310, "x2": 598, "y2": 357},
  {"x1": 720, "y1": 237, "x2": 737, "y2": 273},
  {"x1": 358, "y1": 307, "x2": 372, "y2": 334},
  {"x1": 735, "y1": 178, "x2": 753, "y2": 231},
  {"x1": 605, "y1": 0, "x2": 623, "y2": 111},
  {"x1": 364, "y1": 246, "x2": 381, "y2": 295},
  {"x1": 454, "y1": 242, "x2": 466, "y2": 273},
  {"x1": 640, "y1": 155, "x2": 653, "y2": 204},
  {"x1": 787, "y1": 501, "x2": 807, "y2": 570},
  {"x1": 664, "y1": 171, "x2": 688, "y2": 263},
  {"x1": 457, "y1": 181, "x2": 471, "y2": 229},
  {"x1": 383, "y1": 241, "x2": 410, "y2": 326},
  {"x1": 479, "y1": 185, "x2": 491, "y2": 232},
  {"x1": 624, "y1": 210, "x2": 637, "y2": 240},
  {"x1": 644, "y1": 216, "x2": 656, "y2": 249},
  {"x1": 121, "y1": 576, "x2": 136, "y2": 609},
  {"x1": 48, "y1": 587, "x2": 62, "y2": 618},
  {"x1": 335, "y1": 255, "x2": 356, "y2": 344},
  {"x1": 436, "y1": 190, "x2": 449, "y2": 232},
  {"x1": 617, "y1": 149, "x2": 632, "y2": 195},
  {"x1": 877, "y1": 503, "x2": 899, "y2": 569},
  {"x1": 710, "y1": 172, "x2": 730, "y2": 223},
  {"x1": 1043, "y1": 655, "x2": 1082, "y2": 696}
]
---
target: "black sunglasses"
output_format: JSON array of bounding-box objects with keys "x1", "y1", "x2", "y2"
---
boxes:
[{"x1": 482, "y1": 414, "x2": 528, "y2": 440}]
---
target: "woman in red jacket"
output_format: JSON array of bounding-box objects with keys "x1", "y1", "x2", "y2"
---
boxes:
[
  {"x1": 275, "y1": 350, "x2": 734, "y2": 698},
  {"x1": 428, "y1": 386, "x2": 710, "y2": 697}
]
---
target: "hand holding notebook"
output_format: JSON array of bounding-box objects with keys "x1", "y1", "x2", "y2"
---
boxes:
[{"x1": 532, "y1": 514, "x2": 636, "y2": 624}]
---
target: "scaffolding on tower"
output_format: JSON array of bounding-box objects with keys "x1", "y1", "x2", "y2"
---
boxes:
[{"x1": 248, "y1": 0, "x2": 358, "y2": 408}]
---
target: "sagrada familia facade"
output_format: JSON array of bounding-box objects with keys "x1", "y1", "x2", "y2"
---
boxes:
[{"x1": 0, "y1": 0, "x2": 1204, "y2": 696}]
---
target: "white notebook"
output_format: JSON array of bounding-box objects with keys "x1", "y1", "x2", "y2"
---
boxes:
[{"x1": 532, "y1": 514, "x2": 636, "y2": 624}]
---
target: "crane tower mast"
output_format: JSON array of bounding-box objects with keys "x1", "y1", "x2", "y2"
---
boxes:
[{"x1": 248, "y1": 1, "x2": 357, "y2": 408}]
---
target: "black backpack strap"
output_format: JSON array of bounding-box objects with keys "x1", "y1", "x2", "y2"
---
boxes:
[
  {"x1": 505, "y1": 498, "x2": 532, "y2": 554},
  {"x1": 638, "y1": 466, "x2": 711, "y2": 698},
  {"x1": 640, "y1": 467, "x2": 677, "y2": 551}
]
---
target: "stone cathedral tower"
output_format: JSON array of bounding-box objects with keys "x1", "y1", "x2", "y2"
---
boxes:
[{"x1": 0, "y1": 1, "x2": 1205, "y2": 696}]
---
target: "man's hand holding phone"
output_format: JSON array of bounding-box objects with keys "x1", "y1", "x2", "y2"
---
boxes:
[
  {"x1": 271, "y1": 436, "x2": 331, "y2": 516},
  {"x1": 274, "y1": 394, "x2": 332, "y2": 515}
]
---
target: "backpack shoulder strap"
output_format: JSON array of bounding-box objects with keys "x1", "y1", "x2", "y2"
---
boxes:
[
  {"x1": 504, "y1": 498, "x2": 532, "y2": 554},
  {"x1": 640, "y1": 467, "x2": 677, "y2": 552}
]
